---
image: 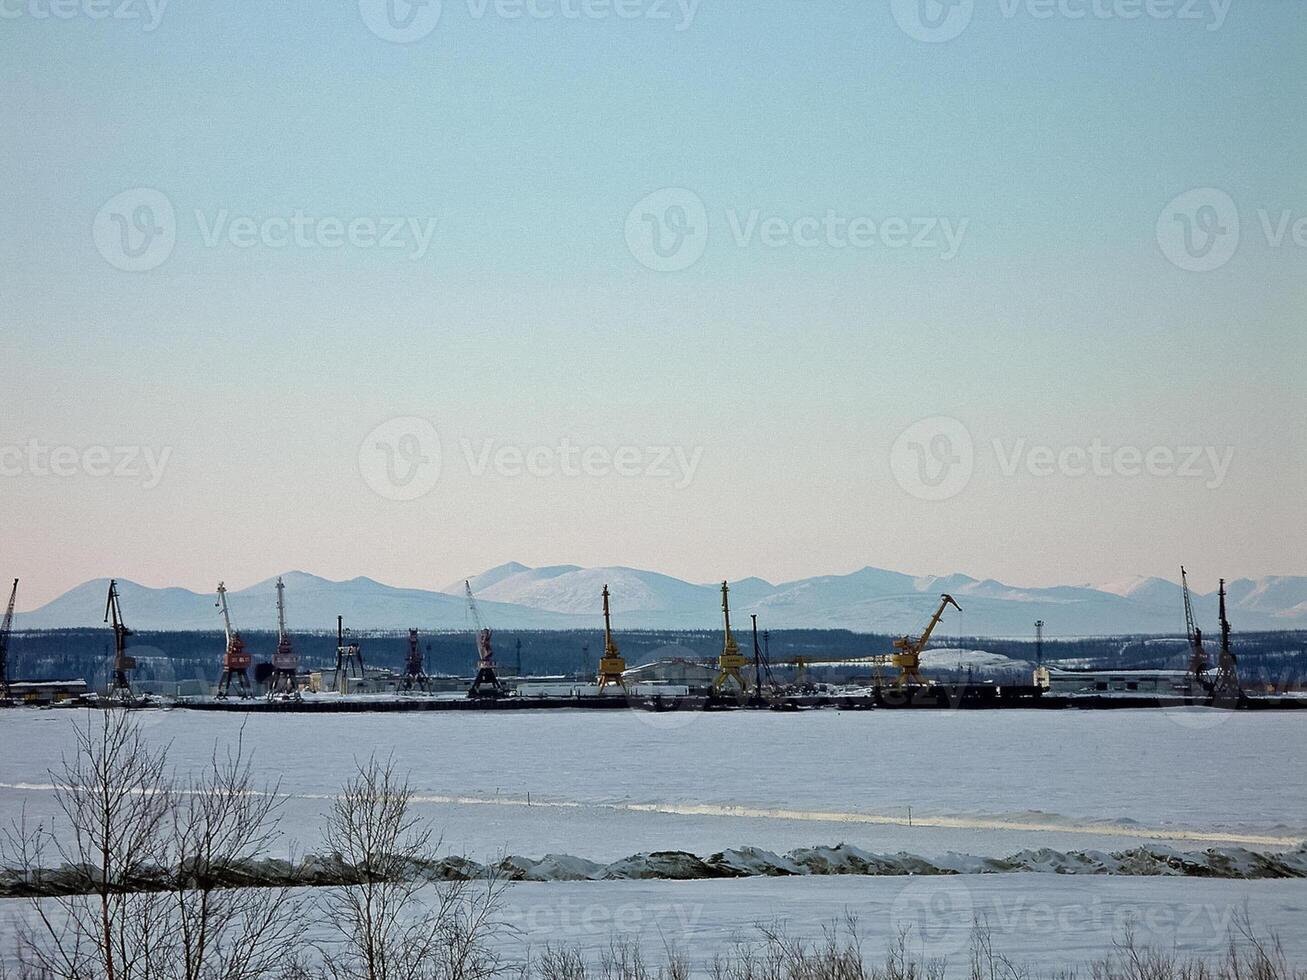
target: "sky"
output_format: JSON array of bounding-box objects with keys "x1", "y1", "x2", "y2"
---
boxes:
[{"x1": 2, "y1": 0, "x2": 1304, "y2": 609}]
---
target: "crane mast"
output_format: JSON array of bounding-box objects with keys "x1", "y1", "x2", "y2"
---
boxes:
[
  {"x1": 268, "y1": 576, "x2": 299, "y2": 697},
  {"x1": 1180, "y1": 566, "x2": 1208, "y2": 686},
  {"x1": 712, "y1": 581, "x2": 749, "y2": 695},
  {"x1": 0, "y1": 579, "x2": 17, "y2": 701},
  {"x1": 596, "y1": 584, "x2": 627, "y2": 691},
  {"x1": 104, "y1": 579, "x2": 137, "y2": 702},
  {"x1": 331, "y1": 615, "x2": 365, "y2": 693},
  {"x1": 215, "y1": 582, "x2": 252, "y2": 699},
  {"x1": 402, "y1": 628, "x2": 429, "y2": 691},
  {"x1": 465, "y1": 582, "x2": 505, "y2": 698},
  {"x1": 1211, "y1": 578, "x2": 1241, "y2": 697}
]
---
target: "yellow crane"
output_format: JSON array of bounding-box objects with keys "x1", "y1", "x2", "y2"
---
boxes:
[
  {"x1": 712, "y1": 581, "x2": 749, "y2": 694},
  {"x1": 596, "y1": 584, "x2": 627, "y2": 691},
  {"x1": 882, "y1": 593, "x2": 961, "y2": 687}
]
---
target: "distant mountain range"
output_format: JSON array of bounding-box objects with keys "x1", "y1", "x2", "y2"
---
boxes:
[{"x1": 16, "y1": 564, "x2": 1307, "y2": 637}]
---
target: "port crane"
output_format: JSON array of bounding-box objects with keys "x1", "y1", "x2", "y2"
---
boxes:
[
  {"x1": 0, "y1": 579, "x2": 16, "y2": 701},
  {"x1": 268, "y1": 576, "x2": 299, "y2": 697},
  {"x1": 402, "y1": 628, "x2": 429, "y2": 691},
  {"x1": 880, "y1": 594, "x2": 961, "y2": 687},
  {"x1": 104, "y1": 579, "x2": 137, "y2": 702},
  {"x1": 215, "y1": 582, "x2": 253, "y2": 699},
  {"x1": 1180, "y1": 566, "x2": 1208, "y2": 687},
  {"x1": 332, "y1": 616, "x2": 365, "y2": 693},
  {"x1": 1211, "y1": 578, "x2": 1241, "y2": 698},
  {"x1": 747, "y1": 614, "x2": 784, "y2": 705},
  {"x1": 465, "y1": 582, "x2": 505, "y2": 698},
  {"x1": 596, "y1": 584, "x2": 627, "y2": 691},
  {"x1": 712, "y1": 581, "x2": 749, "y2": 694}
]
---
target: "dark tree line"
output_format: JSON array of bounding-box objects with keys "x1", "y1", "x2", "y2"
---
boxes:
[{"x1": 8, "y1": 627, "x2": 1306, "y2": 689}]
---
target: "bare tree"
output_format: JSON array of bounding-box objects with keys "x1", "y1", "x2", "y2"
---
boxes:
[
  {"x1": 4, "y1": 710, "x2": 305, "y2": 980},
  {"x1": 11, "y1": 708, "x2": 173, "y2": 980},
  {"x1": 162, "y1": 730, "x2": 305, "y2": 980},
  {"x1": 319, "y1": 757, "x2": 504, "y2": 980}
]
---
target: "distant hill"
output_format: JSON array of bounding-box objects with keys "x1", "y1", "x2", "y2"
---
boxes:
[{"x1": 19, "y1": 563, "x2": 1307, "y2": 636}]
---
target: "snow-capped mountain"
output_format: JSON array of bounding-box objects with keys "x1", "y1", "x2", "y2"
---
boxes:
[
  {"x1": 18, "y1": 571, "x2": 575, "y2": 632},
  {"x1": 17, "y1": 565, "x2": 1307, "y2": 635}
]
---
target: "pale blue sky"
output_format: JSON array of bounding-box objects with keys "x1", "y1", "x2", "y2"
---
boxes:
[{"x1": 2, "y1": 0, "x2": 1303, "y2": 606}]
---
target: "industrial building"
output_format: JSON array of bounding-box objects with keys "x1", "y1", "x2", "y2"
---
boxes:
[
  {"x1": 621, "y1": 658, "x2": 719, "y2": 693},
  {"x1": 1047, "y1": 669, "x2": 1196, "y2": 694}
]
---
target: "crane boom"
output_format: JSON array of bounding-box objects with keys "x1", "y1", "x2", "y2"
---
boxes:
[
  {"x1": 886, "y1": 593, "x2": 961, "y2": 687},
  {"x1": 104, "y1": 580, "x2": 136, "y2": 701},
  {"x1": 216, "y1": 582, "x2": 236, "y2": 645},
  {"x1": 465, "y1": 581, "x2": 504, "y2": 697},
  {"x1": 1180, "y1": 566, "x2": 1208, "y2": 683},
  {"x1": 0, "y1": 579, "x2": 17, "y2": 699}
]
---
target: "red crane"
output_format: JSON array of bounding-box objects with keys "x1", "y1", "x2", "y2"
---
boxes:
[
  {"x1": 268, "y1": 576, "x2": 299, "y2": 697},
  {"x1": 215, "y1": 582, "x2": 252, "y2": 699},
  {"x1": 465, "y1": 581, "x2": 504, "y2": 698}
]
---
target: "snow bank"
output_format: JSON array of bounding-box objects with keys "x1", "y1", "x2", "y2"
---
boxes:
[{"x1": 6, "y1": 842, "x2": 1305, "y2": 897}]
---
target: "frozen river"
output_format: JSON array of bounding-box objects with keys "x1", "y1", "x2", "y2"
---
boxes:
[
  {"x1": 2, "y1": 706, "x2": 1304, "y2": 973},
  {"x1": 1, "y1": 706, "x2": 1301, "y2": 859}
]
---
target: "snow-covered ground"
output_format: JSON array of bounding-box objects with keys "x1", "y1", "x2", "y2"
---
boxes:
[
  {"x1": 3, "y1": 875, "x2": 1303, "y2": 977},
  {"x1": 2, "y1": 708, "x2": 1304, "y2": 969}
]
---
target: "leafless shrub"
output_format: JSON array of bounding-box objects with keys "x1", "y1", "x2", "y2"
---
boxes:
[{"x1": 318, "y1": 756, "x2": 506, "y2": 980}]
